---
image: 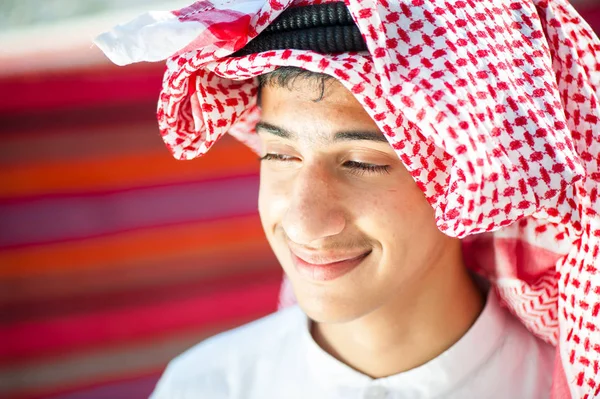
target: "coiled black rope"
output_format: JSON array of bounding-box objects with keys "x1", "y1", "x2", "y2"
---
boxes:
[
  {"x1": 232, "y1": 2, "x2": 367, "y2": 56},
  {"x1": 263, "y1": 2, "x2": 355, "y2": 32}
]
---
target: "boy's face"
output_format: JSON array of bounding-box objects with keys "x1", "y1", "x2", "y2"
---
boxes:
[{"x1": 258, "y1": 78, "x2": 458, "y2": 323}]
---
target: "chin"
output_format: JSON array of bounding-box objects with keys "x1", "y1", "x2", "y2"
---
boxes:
[{"x1": 292, "y1": 282, "x2": 373, "y2": 324}]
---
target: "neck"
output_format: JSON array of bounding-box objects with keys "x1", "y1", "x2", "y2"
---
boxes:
[{"x1": 311, "y1": 242, "x2": 484, "y2": 378}]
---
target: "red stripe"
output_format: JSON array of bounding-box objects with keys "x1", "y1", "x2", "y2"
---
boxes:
[
  {"x1": 0, "y1": 270, "x2": 282, "y2": 364},
  {"x1": 0, "y1": 101, "x2": 157, "y2": 137},
  {"x1": 2, "y1": 260, "x2": 277, "y2": 325},
  {"x1": 0, "y1": 64, "x2": 163, "y2": 114}
]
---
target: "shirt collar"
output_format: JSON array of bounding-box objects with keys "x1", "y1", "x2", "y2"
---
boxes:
[{"x1": 299, "y1": 287, "x2": 508, "y2": 396}]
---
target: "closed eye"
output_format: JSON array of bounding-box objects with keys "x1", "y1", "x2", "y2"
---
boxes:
[
  {"x1": 260, "y1": 154, "x2": 390, "y2": 176},
  {"x1": 344, "y1": 161, "x2": 390, "y2": 175},
  {"x1": 259, "y1": 153, "x2": 296, "y2": 162}
]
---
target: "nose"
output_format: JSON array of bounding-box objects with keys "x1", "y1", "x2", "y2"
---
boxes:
[{"x1": 282, "y1": 162, "x2": 346, "y2": 245}]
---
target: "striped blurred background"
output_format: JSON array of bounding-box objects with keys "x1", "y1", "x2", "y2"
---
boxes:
[{"x1": 1, "y1": 1, "x2": 599, "y2": 398}]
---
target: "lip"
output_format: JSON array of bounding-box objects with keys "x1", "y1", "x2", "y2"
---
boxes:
[{"x1": 289, "y1": 248, "x2": 371, "y2": 282}]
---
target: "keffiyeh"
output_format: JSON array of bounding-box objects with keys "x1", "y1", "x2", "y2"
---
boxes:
[{"x1": 94, "y1": 1, "x2": 600, "y2": 397}]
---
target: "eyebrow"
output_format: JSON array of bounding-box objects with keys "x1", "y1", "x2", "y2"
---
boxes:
[{"x1": 255, "y1": 121, "x2": 389, "y2": 143}]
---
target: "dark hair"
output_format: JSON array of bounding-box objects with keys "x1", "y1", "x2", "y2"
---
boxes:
[{"x1": 257, "y1": 66, "x2": 335, "y2": 104}]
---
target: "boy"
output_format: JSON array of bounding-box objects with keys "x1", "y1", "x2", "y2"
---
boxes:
[
  {"x1": 150, "y1": 67, "x2": 554, "y2": 398},
  {"x1": 95, "y1": 1, "x2": 600, "y2": 398}
]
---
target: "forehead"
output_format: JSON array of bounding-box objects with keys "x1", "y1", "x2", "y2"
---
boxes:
[
  {"x1": 258, "y1": 78, "x2": 383, "y2": 142},
  {"x1": 260, "y1": 76, "x2": 358, "y2": 106}
]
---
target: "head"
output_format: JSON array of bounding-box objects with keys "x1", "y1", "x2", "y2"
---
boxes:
[{"x1": 257, "y1": 67, "x2": 464, "y2": 323}]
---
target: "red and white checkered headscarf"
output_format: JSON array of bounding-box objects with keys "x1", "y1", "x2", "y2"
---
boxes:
[{"x1": 95, "y1": 0, "x2": 600, "y2": 397}]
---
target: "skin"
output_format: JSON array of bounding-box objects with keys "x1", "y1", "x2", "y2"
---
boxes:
[{"x1": 257, "y1": 77, "x2": 485, "y2": 378}]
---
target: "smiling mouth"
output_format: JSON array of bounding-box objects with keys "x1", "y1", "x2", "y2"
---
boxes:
[{"x1": 289, "y1": 249, "x2": 371, "y2": 282}]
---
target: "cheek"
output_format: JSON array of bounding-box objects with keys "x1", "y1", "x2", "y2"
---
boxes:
[
  {"x1": 356, "y1": 186, "x2": 434, "y2": 242},
  {"x1": 386, "y1": 196, "x2": 442, "y2": 266},
  {"x1": 258, "y1": 171, "x2": 288, "y2": 229}
]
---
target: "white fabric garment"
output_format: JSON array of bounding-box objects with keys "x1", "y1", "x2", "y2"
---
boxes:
[{"x1": 150, "y1": 289, "x2": 554, "y2": 399}]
